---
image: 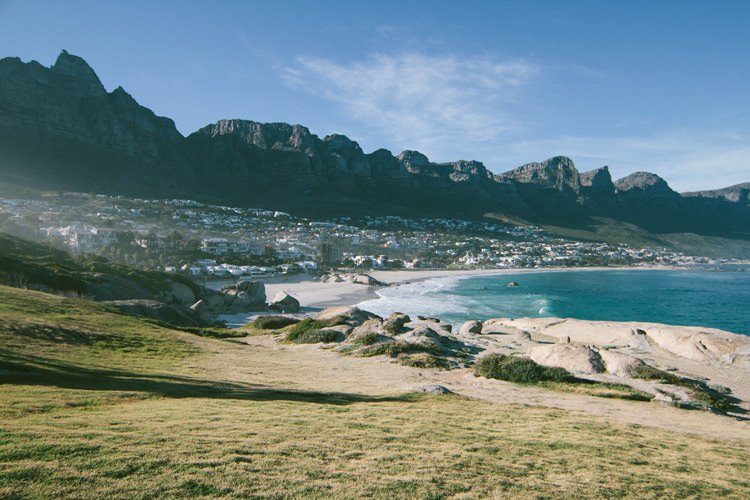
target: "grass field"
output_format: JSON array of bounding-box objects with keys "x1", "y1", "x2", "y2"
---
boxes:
[{"x1": 2, "y1": 285, "x2": 750, "y2": 498}]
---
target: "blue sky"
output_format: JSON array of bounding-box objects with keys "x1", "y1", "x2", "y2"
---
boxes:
[{"x1": 1, "y1": 0, "x2": 748, "y2": 191}]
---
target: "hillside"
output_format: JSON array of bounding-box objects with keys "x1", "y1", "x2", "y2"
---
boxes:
[
  {"x1": 1, "y1": 51, "x2": 749, "y2": 246},
  {"x1": 0, "y1": 232, "x2": 202, "y2": 302},
  {"x1": 1, "y1": 284, "x2": 749, "y2": 497}
]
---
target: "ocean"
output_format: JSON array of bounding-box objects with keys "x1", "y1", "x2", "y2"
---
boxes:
[{"x1": 357, "y1": 268, "x2": 750, "y2": 335}]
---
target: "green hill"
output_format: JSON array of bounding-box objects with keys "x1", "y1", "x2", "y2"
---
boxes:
[{"x1": 0, "y1": 231, "x2": 203, "y2": 301}]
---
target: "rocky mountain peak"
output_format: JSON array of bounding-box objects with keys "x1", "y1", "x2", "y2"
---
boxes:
[
  {"x1": 397, "y1": 150, "x2": 431, "y2": 173},
  {"x1": 198, "y1": 120, "x2": 317, "y2": 151},
  {"x1": 614, "y1": 172, "x2": 675, "y2": 194},
  {"x1": 51, "y1": 50, "x2": 105, "y2": 95},
  {"x1": 502, "y1": 156, "x2": 580, "y2": 192},
  {"x1": 579, "y1": 166, "x2": 614, "y2": 193},
  {"x1": 683, "y1": 182, "x2": 750, "y2": 206},
  {"x1": 323, "y1": 134, "x2": 364, "y2": 155}
]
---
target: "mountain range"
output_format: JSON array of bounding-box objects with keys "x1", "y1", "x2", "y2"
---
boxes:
[{"x1": 1, "y1": 50, "x2": 749, "y2": 253}]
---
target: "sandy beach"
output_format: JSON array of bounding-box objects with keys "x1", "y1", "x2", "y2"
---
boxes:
[{"x1": 265, "y1": 265, "x2": 680, "y2": 310}]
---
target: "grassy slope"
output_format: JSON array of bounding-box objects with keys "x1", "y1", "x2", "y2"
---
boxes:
[
  {"x1": 0, "y1": 231, "x2": 203, "y2": 299},
  {"x1": 1, "y1": 285, "x2": 749, "y2": 498}
]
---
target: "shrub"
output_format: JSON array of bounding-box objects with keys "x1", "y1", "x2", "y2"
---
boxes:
[
  {"x1": 631, "y1": 365, "x2": 684, "y2": 385},
  {"x1": 348, "y1": 332, "x2": 383, "y2": 346},
  {"x1": 475, "y1": 354, "x2": 574, "y2": 383},
  {"x1": 397, "y1": 353, "x2": 448, "y2": 369},
  {"x1": 357, "y1": 341, "x2": 441, "y2": 358},
  {"x1": 289, "y1": 329, "x2": 341, "y2": 344},
  {"x1": 286, "y1": 317, "x2": 347, "y2": 342},
  {"x1": 253, "y1": 315, "x2": 300, "y2": 330}
]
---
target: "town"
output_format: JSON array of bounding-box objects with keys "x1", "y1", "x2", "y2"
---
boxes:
[{"x1": 0, "y1": 191, "x2": 719, "y2": 280}]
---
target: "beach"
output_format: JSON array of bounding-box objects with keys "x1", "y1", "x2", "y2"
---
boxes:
[{"x1": 264, "y1": 265, "x2": 680, "y2": 310}]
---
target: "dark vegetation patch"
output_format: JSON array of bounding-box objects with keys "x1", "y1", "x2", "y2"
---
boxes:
[
  {"x1": 285, "y1": 317, "x2": 347, "y2": 343},
  {"x1": 633, "y1": 365, "x2": 737, "y2": 412},
  {"x1": 252, "y1": 315, "x2": 300, "y2": 330},
  {"x1": 178, "y1": 326, "x2": 248, "y2": 339},
  {"x1": 0, "y1": 232, "x2": 201, "y2": 299},
  {"x1": 397, "y1": 353, "x2": 448, "y2": 369},
  {"x1": 356, "y1": 341, "x2": 442, "y2": 358},
  {"x1": 288, "y1": 329, "x2": 342, "y2": 344},
  {"x1": 475, "y1": 354, "x2": 575, "y2": 383},
  {"x1": 347, "y1": 332, "x2": 385, "y2": 346}
]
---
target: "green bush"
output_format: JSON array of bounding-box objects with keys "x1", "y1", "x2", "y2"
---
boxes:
[
  {"x1": 288, "y1": 329, "x2": 341, "y2": 344},
  {"x1": 357, "y1": 341, "x2": 441, "y2": 358},
  {"x1": 348, "y1": 332, "x2": 383, "y2": 346},
  {"x1": 475, "y1": 354, "x2": 574, "y2": 383},
  {"x1": 397, "y1": 353, "x2": 448, "y2": 369},
  {"x1": 253, "y1": 315, "x2": 300, "y2": 330},
  {"x1": 286, "y1": 317, "x2": 347, "y2": 342},
  {"x1": 631, "y1": 365, "x2": 684, "y2": 385}
]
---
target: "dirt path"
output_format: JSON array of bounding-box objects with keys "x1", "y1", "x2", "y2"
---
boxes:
[{"x1": 191, "y1": 335, "x2": 750, "y2": 443}]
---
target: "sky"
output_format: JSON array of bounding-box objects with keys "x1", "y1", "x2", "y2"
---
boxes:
[{"x1": 1, "y1": 0, "x2": 748, "y2": 191}]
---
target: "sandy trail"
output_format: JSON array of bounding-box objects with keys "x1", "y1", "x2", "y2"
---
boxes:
[{"x1": 194, "y1": 334, "x2": 750, "y2": 443}]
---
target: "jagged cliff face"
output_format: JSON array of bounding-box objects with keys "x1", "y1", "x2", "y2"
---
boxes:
[
  {"x1": 0, "y1": 51, "x2": 749, "y2": 238},
  {"x1": 0, "y1": 51, "x2": 187, "y2": 195}
]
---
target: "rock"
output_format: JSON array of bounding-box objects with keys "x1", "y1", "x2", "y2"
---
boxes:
[
  {"x1": 170, "y1": 282, "x2": 196, "y2": 306},
  {"x1": 321, "y1": 324, "x2": 354, "y2": 336},
  {"x1": 220, "y1": 280, "x2": 266, "y2": 310},
  {"x1": 417, "y1": 315, "x2": 441, "y2": 323},
  {"x1": 268, "y1": 291, "x2": 300, "y2": 313},
  {"x1": 204, "y1": 293, "x2": 225, "y2": 312},
  {"x1": 107, "y1": 299, "x2": 203, "y2": 327},
  {"x1": 314, "y1": 306, "x2": 380, "y2": 326},
  {"x1": 399, "y1": 326, "x2": 445, "y2": 347},
  {"x1": 529, "y1": 344, "x2": 605, "y2": 374},
  {"x1": 414, "y1": 385, "x2": 453, "y2": 395},
  {"x1": 383, "y1": 312, "x2": 410, "y2": 334},
  {"x1": 459, "y1": 320, "x2": 483, "y2": 335},
  {"x1": 506, "y1": 282, "x2": 520, "y2": 287},
  {"x1": 598, "y1": 349, "x2": 647, "y2": 377},
  {"x1": 350, "y1": 318, "x2": 384, "y2": 337},
  {"x1": 352, "y1": 274, "x2": 384, "y2": 286}
]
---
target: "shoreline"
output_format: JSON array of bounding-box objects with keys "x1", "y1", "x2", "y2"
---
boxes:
[{"x1": 264, "y1": 264, "x2": 683, "y2": 310}]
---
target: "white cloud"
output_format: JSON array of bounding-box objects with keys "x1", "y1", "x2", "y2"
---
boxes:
[
  {"x1": 282, "y1": 52, "x2": 536, "y2": 158},
  {"x1": 281, "y1": 52, "x2": 748, "y2": 192}
]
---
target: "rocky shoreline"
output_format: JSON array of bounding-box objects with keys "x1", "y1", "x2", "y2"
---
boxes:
[{"x1": 254, "y1": 304, "x2": 750, "y2": 419}]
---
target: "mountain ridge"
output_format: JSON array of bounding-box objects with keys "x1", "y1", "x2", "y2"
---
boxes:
[{"x1": 1, "y1": 51, "x2": 749, "y2": 244}]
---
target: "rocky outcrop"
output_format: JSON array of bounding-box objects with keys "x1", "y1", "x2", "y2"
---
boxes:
[
  {"x1": 220, "y1": 280, "x2": 266, "y2": 312},
  {"x1": 684, "y1": 182, "x2": 750, "y2": 206},
  {"x1": 268, "y1": 291, "x2": 300, "y2": 313},
  {"x1": 107, "y1": 299, "x2": 204, "y2": 327},
  {"x1": 459, "y1": 320, "x2": 483, "y2": 336},
  {"x1": 320, "y1": 273, "x2": 387, "y2": 286},
  {"x1": 529, "y1": 344, "x2": 605, "y2": 374}
]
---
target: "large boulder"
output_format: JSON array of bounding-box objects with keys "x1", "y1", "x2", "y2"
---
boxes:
[
  {"x1": 169, "y1": 282, "x2": 196, "y2": 306},
  {"x1": 383, "y1": 312, "x2": 410, "y2": 334},
  {"x1": 268, "y1": 291, "x2": 300, "y2": 313},
  {"x1": 459, "y1": 320, "x2": 483, "y2": 336},
  {"x1": 352, "y1": 274, "x2": 384, "y2": 286},
  {"x1": 529, "y1": 344, "x2": 605, "y2": 374},
  {"x1": 220, "y1": 280, "x2": 266, "y2": 311},
  {"x1": 107, "y1": 299, "x2": 203, "y2": 327},
  {"x1": 203, "y1": 293, "x2": 225, "y2": 313},
  {"x1": 598, "y1": 349, "x2": 648, "y2": 378},
  {"x1": 314, "y1": 306, "x2": 380, "y2": 326}
]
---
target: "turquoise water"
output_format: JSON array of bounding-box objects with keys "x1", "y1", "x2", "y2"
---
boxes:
[{"x1": 358, "y1": 268, "x2": 750, "y2": 335}]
